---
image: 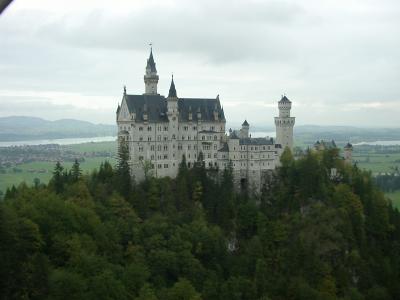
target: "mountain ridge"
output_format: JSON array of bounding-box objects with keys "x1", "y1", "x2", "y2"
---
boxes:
[{"x1": 0, "y1": 116, "x2": 117, "y2": 141}]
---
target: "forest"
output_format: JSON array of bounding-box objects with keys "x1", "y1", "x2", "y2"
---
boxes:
[{"x1": 1, "y1": 145, "x2": 400, "y2": 300}]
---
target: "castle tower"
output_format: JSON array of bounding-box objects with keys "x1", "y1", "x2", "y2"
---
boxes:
[
  {"x1": 240, "y1": 120, "x2": 249, "y2": 138},
  {"x1": 167, "y1": 75, "x2": 178, "y2": 118},
  {"x1": 144, "y1": 48, "x2": 159, "y2": 94},
  {"x1": 344, "y1": 143, "x2": 353, "y2": 164},
  {"x1": 275, "y1": 95, "x2": 295, "y2": 150}
]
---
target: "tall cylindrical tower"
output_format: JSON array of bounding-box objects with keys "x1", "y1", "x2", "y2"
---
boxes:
[
  {"x1": 144, "y1": 48, "x2": 159, "y2": 94},
  {"x1": 274, "y1": 95, "x2": 295, "y2": 150}
]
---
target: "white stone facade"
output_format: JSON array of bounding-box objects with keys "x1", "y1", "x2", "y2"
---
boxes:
[{"x1": 116, "y1": 50, "x2": 295, "y2": 190}]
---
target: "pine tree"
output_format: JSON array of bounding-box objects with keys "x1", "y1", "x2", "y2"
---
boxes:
[
  {"x1": 71, "y1": 159, "x2": 82, "y2": 182},
  {"x1": 52, "y1": 161, "x2": 64, "y2": 194},
  {"x1": 116, "y1": 139, "x2": 132, "y2": 200}
]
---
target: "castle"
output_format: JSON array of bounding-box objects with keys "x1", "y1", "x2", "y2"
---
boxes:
[{"x1": 116, "y1": 49, "x2": 295, "y2": 189}]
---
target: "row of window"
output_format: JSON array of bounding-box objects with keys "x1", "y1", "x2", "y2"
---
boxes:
[
  {"x1": 121, "y1": 125, "x2": 225, "y2": 132},
  {"x1": 239, "y1": 145, "x2": 272, "y2": 151},
  {"x1": 136, "y1": 143, "x2": 219, "y2": 152},
  {"x1": 135, "y1": 134, "x2": 221, "y2": 141}
]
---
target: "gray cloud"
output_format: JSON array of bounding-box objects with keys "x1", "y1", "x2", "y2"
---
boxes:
[{"x1": 0, "y1": 0, "x2": 399, "y2": 126}]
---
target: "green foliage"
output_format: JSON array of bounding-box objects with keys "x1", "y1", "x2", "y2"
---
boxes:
[{"x1": 1, "y1": 149, "x2": 400, "y2": 299}]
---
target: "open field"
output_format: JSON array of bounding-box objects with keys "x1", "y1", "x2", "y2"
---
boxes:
[
  {"x1": 0, "y1": 142, "x2": 117, "y2": 192},
  {"x1": 352, "y1": 146, "x2": 400, "y2": 174},
  {"x1": 386, "y1": 191, "x2": 400, "y2": 210},
  {"x1": 64, "y1": 141, "x2": 117, "y2": 154}
]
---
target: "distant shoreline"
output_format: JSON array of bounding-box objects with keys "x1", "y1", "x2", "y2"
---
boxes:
[{"x1": 0, "y1": 136, "x2": 117, "y2": 147}]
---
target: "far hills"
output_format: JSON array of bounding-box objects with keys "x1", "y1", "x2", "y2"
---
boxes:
[
  {"x1": 0, "y1": 116, "x2": 116, "y2": 142},
  {"x1": 1, "y1": 116, "x2": 399, "y2": 145}
]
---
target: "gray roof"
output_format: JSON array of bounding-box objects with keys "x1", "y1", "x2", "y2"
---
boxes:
[
  {"x1": 230, "y1": 131, "x2": 240, "y2": 139},
  {"x1": 279, "y1": 95, "x2": 291, "y2": 103},
  {"x1": 168, "y1": 77, "x2": 177, "y2": 98},
  {"x1": 218, "y1": 143, "x2": 229, "y2": 152},
  {"x1": 314, "y1": 140, "x2": 337, "y2": 149},
  {"x1": 239, "y1": 137, "x2": 274, "y2": 146},
  {"x1": 147, "y1": 49, "x2": 157, "y2": 73},
  {"x1": 242, "y1": 120, "x2": 249, "y2": 126},
  {"x1": 178, "y1": 97, "x2": 225, "y2": 122},
  {"x1": 123, "y1": 94, "x2": 225, "y2": 123},
  {"x1": 344, "y1": 142, "x2": 353, "y2": 149},
  {"x1": 125, "y1": 94, "x2": 168, "y2": 122}
]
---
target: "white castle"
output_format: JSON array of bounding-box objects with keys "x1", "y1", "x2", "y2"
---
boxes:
[{"x1": 116, "y1": 49, "x2": 295, "y2": 189}]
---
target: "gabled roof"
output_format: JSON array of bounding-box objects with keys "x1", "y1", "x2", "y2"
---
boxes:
[
  {"x1": 125, "y1": 94, "x2": 168, "y2": 122},
  {"x1": 178, "y1": 97, "x2": 225, "y2": 122},
  {"x1": 123, "y1": 94, "x2": 225, "y2": 123},
  {"x1": 242, "y1": 120, "x2": 249, "y2": 126}
]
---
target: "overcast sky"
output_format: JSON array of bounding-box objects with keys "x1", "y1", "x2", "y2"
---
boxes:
[{"x1": 1, "y1": 0, "x2": 399, "y2": 127}]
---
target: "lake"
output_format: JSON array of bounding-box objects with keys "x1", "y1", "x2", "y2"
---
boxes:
[
  {"x1": 0, "y1": 136, "x2": 117, "y2": 147},
  {"x1": 354, "y1": 140, "x2": 400, "y2": 146},
  {"x1": 0, "y1": 132, "x2": 275, "y2": 147}
]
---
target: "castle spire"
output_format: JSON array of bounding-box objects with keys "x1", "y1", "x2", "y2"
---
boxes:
[
  {"x1": 168, "y1": 74, "x2": 177, "y2": 98},
  {"x1": 144, "y1": 46, "x2": 159, "y2": 95},
  {"x1": 146, "y1": 47, "x2": 157, "y2": 73}
]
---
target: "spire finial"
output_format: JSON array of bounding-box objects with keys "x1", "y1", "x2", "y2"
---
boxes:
[{"x1": 123, "y1": 85, "x2": 126, "y2": 94}]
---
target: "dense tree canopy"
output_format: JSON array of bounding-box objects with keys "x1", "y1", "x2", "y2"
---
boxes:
[{"x1": 1, "y1": 149, "x2": 400, "y2": 299}]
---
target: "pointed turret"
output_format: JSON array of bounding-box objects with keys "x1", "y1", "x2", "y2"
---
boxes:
[
  {"x1": 167, "y1": 75, "x2": 178, "y2": 120},
  {"x1": 146, "y1": 48, "x2": 157, "y2": 73},
  {"x1": 240, "y1": 120, "x2": 249, "y2": 138},
  {"x1": 168, "y1": 75, "x2": 177, "y2": 98},
  {"x1": 144, "y1": 47, "x2": 159, "y2": 95}
]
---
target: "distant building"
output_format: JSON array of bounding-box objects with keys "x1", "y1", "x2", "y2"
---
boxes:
[
  {"x1": 314, "y1": 140, "x2": 353, "y2": 164},
  {"x1": 343, "y1": 142, "x2": 353, "y2": 164},
  {"x1": 116, "y1": 49, "x2": 296, "y2": 190}
]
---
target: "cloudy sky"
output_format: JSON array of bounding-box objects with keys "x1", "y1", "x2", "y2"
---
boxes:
[{"x1": 1, "y1": 0, "x2": 399, "y2": 127}]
